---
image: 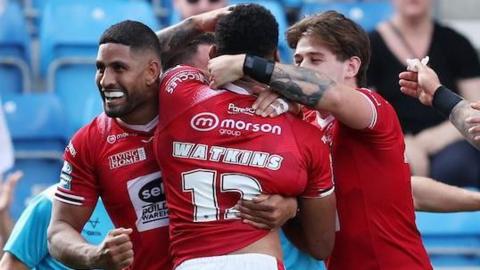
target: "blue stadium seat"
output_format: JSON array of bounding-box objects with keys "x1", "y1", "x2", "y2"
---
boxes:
[
  {"x1": 416, "y1": 211, "x2": 480, "y2": 268},
  {"x1": 39, "y1": 0, "x2": 159, "y2": 138},
  {"x1": 2, "y1": 93, "x2": 67, "y2": 219},
  {"x1": 278, "y1": 0, "x2": 303, "y2": 9},
  {"x1": 301, "y1": 1, "x2": 393, "y2": 32},
  {"x1": 0, "y1": 1, "x2": 32, "y2": 94}
]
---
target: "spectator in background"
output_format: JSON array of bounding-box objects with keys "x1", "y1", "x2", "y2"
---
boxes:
[
  {"x1": 0, "y1": 96, "x2": 14, "y2": 179},
  {"x1": 0, "y1": 171, "x2": 22, "y2": 255},
  {"x1": 173, "y1": 0, "x2": 227, "y2": 20},
  {"x1": 368, "y1": 0, "x2": 480, "y2": 187},
  {"x1": 0, "y1": 184, "x2": 113, "y2": 270},
  {"x1": 0, "y1": 95, "x2": 20, "y2": 252},
  {"x1": 399, "y1": 58, "x2": 480, "y2": 150}
]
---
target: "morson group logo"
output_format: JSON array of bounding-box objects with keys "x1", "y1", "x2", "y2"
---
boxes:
[
  {"x1": 190, "y1": 112, "x2": 282, "y2": 136},
  {"x1": 190, "y1": 112, "x2": 219, "y2": 131}
]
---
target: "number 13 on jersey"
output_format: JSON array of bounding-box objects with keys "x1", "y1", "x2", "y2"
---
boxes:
[{"x1": 182, "y1": 169, "x2": 262, "y2": 222}]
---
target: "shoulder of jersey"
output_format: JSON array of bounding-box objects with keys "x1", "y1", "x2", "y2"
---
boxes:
[{"x1": 72, "y1": 113, "x2": 112, "y2": 143}]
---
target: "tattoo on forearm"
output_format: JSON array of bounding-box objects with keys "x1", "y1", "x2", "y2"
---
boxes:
[
  {"x1": 450, "y1": 100, "x2": 480, "y2": 149},
  {"x1": 156, "y1": 18, "x2": 202, "y2": 64},
  {"x1": 269, "y1": 64, "x2": 335, "y2": 108}
]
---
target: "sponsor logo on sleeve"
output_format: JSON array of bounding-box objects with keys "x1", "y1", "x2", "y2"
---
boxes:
[
  {"x1": 127, "y1": 172, "x2": 169, "y2": 232},
  {"x1": 108, "y1": 148, "x2": 147, "y2": 169},
  {"x1": 66, "y1": 141, "x2": 77, "y2": 157},
  {"x1": 59, "y1": 161, "x2": 73, "y2": 190}
]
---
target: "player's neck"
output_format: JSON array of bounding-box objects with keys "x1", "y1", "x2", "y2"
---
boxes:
[
  {"x1": 117, "y1": 104, "x2": 158, "y2": 126},
  {"x1": 117, "y1": 115, "x2": 158, "y2": 132}
]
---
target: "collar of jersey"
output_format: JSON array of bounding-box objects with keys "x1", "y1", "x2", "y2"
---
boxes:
[{"x1": 116, "y1": 115, "x2": 159, "y2": 133}]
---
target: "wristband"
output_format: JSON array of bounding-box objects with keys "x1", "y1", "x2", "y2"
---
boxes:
[
  {"x1": 432, "y1": 85, "x2": 463, "y2": 118},
  {"x1": 243, "y1": 54, "x2": 274, "y2": 84}
]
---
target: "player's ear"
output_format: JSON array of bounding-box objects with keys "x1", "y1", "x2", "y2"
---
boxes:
[
  {"x1": 344, "y1": 56, "x2": 361, "y2": 81},
  {"x1": 146, "y1": 58, "x2": 161, "y2": 86},
  {"x1": 209, "y1": 45, "x2": 217, "y2": 59}
]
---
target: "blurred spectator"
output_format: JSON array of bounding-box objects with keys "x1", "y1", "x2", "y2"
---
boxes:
[
  {"x1": 174, "y1": 0, "x2": 227, "y2": 20},
  {"x1": 368, "y1": 0, "x2": 480, "y2": 187},
  {"x1": 0, "y1": 171, "x2": 22, "y2": 255},
  {"x1": 0, "y1": 185, "x2": 112, "y2": 269},
  {"x1": 0, "y1": 97, "x2": 13, "y2": 176},
  {"x1": 0, "y1": 95, "x2": 18, "y2": 252}
]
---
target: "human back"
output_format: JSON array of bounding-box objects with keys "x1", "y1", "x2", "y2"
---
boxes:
[
  {"x1": 154, "y1": 4, "x2": 335, "y2": 269},
  {"x1": 155, "y1": 64, "x2": 333, "y2": 267}
]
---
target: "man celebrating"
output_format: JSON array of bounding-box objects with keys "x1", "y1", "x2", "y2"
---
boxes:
[
  {"x1": 154, "y1": 4, "x2": 336, "y2": 270},
  {"x1": 47, "y1": 21, "x2": 169, "y2": 270},
  {"x1": 208, "y1": 10, "x2": 432, "y2": 270}
]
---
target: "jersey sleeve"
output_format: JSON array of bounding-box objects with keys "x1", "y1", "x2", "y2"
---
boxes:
[
  {"x1": 357, "y1": 89, "x2": 397, "y2": 134},
  {"x1": 55, "y1": 125, "x2": 99, "y2": 207},
  {"x1": 299, "y1": 126, "x2": 335, "y2": 198},
  {"x1": 158, "y1": 65, "x2": 215, "y2": 129},
  {"x1": 3, "y1": 193, "x2": 52, "y2": 268}
]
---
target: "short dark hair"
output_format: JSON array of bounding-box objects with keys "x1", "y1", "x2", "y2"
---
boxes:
[
  {"x1": 99, "y1": 20, "x2": 161, "y2": 58},
  {"x1": 287, "y1": 11, "x2": 371, "y2": 87},
  {"x1": 215, "y1": 4, "x2": 278, "y2": 59},
  {"x1": 162, "y1": 33, "x2": 215, "y2": 70}
]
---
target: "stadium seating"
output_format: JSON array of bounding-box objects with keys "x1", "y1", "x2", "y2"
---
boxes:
[
  {"x1": 416, "y1": 211, "x2": 480, "y2": 269},
  {"x1": 39, "y1": 0, "x2": 159, "y2": 138},
  {"x1": 2, "y1": 93, "x2": 66, "y2": 219},
  {"x1": 301, "y1": 1, "x2": 393, "y2": 32},
  {"x1": 0, "y1": 0, "x2": 32, "y2": 95}
]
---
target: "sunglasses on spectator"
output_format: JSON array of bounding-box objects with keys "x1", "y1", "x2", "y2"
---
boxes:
[{"x1": 186, "y1": 0, "x2": 221, "y2": 4}]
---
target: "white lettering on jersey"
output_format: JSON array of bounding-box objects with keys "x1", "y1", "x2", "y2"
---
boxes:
[
  {"x1": 127, "y1": 171, "x2": 169, "y2": 232},
  {"x1": 108, "y1": 148, "x2": 147, "y2": 169},
  {"x1": 250, "y1": 152, "x2": 269, "y2": 167},
  {"x1": 59, "y1": 161, "x2": 73, "y2": 190},
  {"x1": 173, "y1": 142, "x2": 195, "y2": 157},
  {"x1": 107, "y1": 133, "x2": 136, "y2": 144},
  {"x1": 165, "y1": 69, "x2": 208, "y2": 94},
  {"x1": 210, "y1": 146, "x2": 226, "y2": 162},
  {"x1": 173, "y1": 142, "x2": 284, "y2": 171},
  {"x1": 227, "y1": 103, "x2": 255, "y2": 116},
  {"x1": 191, "y1": 144, "x2": 208, "y2": 160},
  {"x1": 266, "y1": 155, "x2": 283, "y2": 170},
  {"x1": 66, "y1": 141, "x2": 77, "y2": 157}
]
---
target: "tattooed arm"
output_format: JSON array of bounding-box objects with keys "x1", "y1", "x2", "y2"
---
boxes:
[
  {"x1": 156, "y1": 6, "x2": 232, "y2": 65},
  {"x1": 208, "y1": 54, "x2": 375, "y2": 129},
  {"x1": 450, "y1": 100, "x2": 480, "y2": 149},
  {"x1": 156, "y1": 18, "x2": 202, "y2": 65}
]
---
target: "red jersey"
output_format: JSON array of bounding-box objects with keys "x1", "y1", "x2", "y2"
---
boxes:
[
  {"x1": 55, "y1": 114, "x2": 171, "y2": 270},
  {"x1": 154, "y1": 65, "x2": 334, "y2": 267},
  {"x1": 305, "y1": 89, "x2": 431, "y2": 270}
]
